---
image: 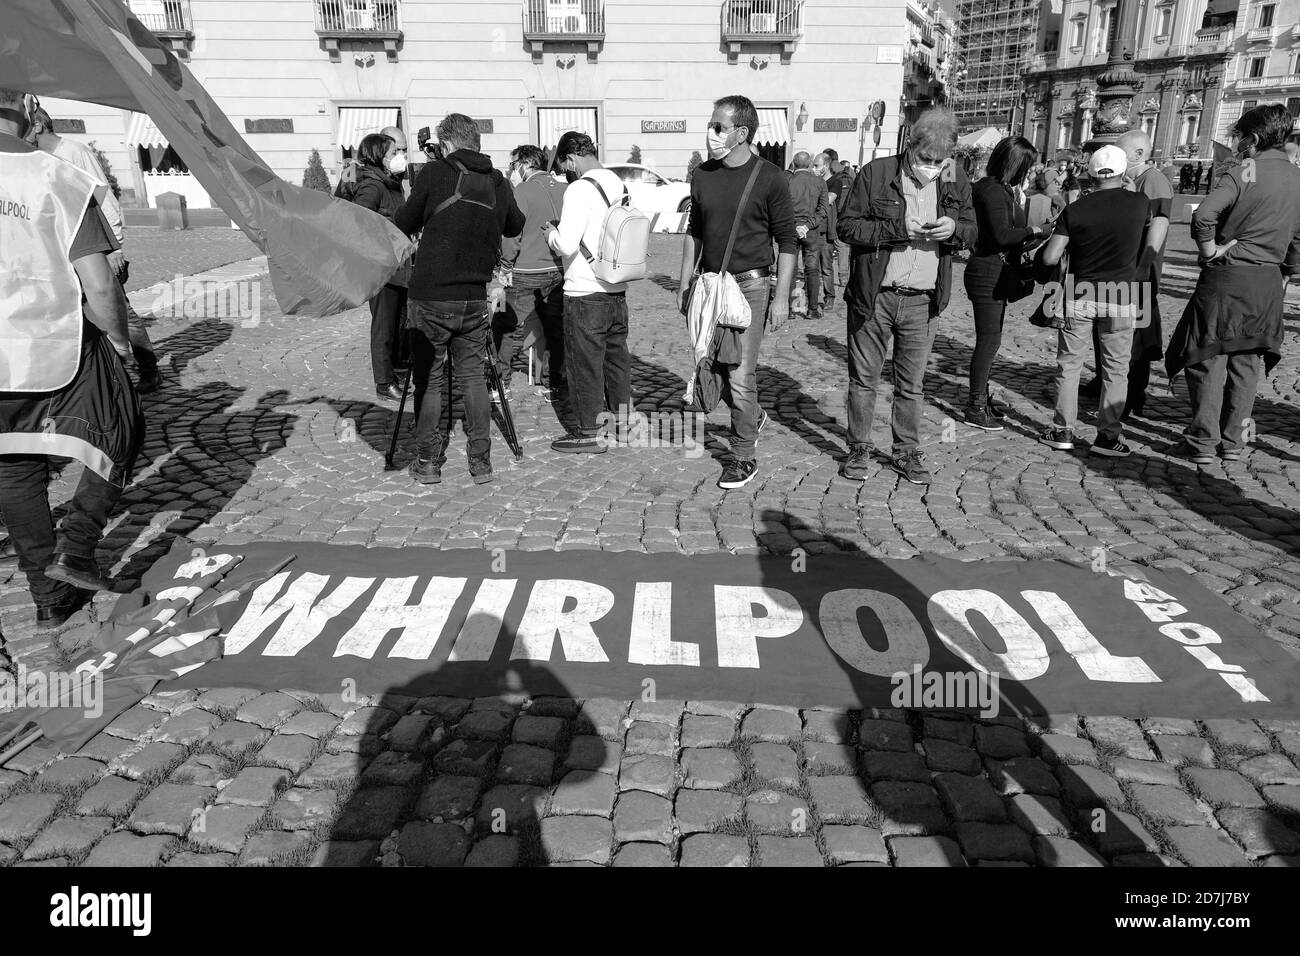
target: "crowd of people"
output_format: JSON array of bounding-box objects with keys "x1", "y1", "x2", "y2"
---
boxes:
[{"x1": 2, "y1": 85, "x2": 1299, "y2": 642}]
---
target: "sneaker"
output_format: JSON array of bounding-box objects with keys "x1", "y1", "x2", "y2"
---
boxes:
[
  {"x1": 469, "y1": 456, "x2": 494, "y2": 485},
  {"x1": 409, "y1": 457, "x2": 443, "y2": 484},
  {"x1": 718, "y1": 458, "x2": 759, "y2": 489},
  {"x1": 840, "y1": 443, "x2": 873, "y2": 481},
  {"x1": 985, "y1": 395, "x2": 1010, "y2": 420},
  {"x1": 44, "y1": 553, "x2": 110, "y2": 592},
  {"x1": 1039, "y1": 427, "x2": 1074, "y2": 451},
  {"x1": 551, "y1": 433, "x2": 607, "y2": 454},
  {"x1": 1090, "y1": 434, "x2": 1131, "y2": 457},
  {"x1": 807, "y1": 308, "x2": 824, "y2": 321},
  {"x1": 534, "y1": 386, "x2": 552, "y2": 403},
  {"x1": 0, "y1": 535, "x2": 15, "y2": 560},
  {"x1": 1169, "y1": 440, "x2": 1214, "y2": 465},
  {"x1": 890, "y1": 449, "x2": 931, "y2": 485},
  {"x1": 963, "y1": 405, "x2": 1004, "y2": 432},
  {"x1": 1219, "y1": 446, "x2": 1244, "y2": 462}
]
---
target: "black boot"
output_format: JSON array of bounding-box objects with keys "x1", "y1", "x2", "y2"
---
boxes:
[{"x1": 409, "y1": 434, "x2": 448, "y2": 484}]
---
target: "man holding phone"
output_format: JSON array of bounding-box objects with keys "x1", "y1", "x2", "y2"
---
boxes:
[{"x1": 836, "y1": 107, "x2": 976, "y2": 485}]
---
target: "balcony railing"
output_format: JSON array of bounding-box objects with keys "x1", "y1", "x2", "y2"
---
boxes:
[
  {"x1": 129, "y1": 0, "x2": 192, "y2": 34},
  {"x1": 721, "y1": 0, "x2": 804, "y2": 63},
  {"x1": 128, "y1": 0, "x2": 195, "y2": 58},
  {"x1": 1236, "y1": 76, "x2": 1264, "y2": 89},
  {"x1": 1246, "y1": 26, "x2": 1275, "y2": 43},
  {"x1": 523, "y1": 2, "x2": 605, "y2": 61},
  {"x1": 315, "y1": 1, "x2": 402, "y2": 61},
  {"x1": 1029, "y1": 51, "x2": 1057, "y2": 72}
]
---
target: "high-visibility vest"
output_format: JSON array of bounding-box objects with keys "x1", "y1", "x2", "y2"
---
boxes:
[{"x1": 0, "y1": 150, "x2": 101, "y2": 392}]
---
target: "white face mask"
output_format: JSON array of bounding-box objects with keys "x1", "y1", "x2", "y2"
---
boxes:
[
  {"x1": 509, "y1": 167, "x2": 524, "y2": 187},
  {"x1": 385, "y1": 152, "x2": 407, "y2": 175},
  {"x1": 707, "y1": 126, "x2": 738, "y2": 161},
  {"x1": 912, "y1": 161, "x2": 942, "y2": 182}
]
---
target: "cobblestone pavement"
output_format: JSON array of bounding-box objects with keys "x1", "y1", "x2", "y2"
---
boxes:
[
  {"x1": 2, "y1": 226, "x2": 1300, "y2": 867},
  {"x1": 122, "y1": 226, "x2": 260, "y2": 293}
]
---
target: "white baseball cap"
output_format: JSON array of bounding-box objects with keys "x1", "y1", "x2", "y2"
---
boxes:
[{"x1": 1088, "y1": 145, "x2": 1128, "y2": 180}]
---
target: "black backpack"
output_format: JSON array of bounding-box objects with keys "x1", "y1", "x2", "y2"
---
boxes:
[{"x1": 432, "y1": 158, "x2": 497, "y2": 217}]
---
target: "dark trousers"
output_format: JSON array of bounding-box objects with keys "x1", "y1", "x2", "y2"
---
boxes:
[
  {"x1": 563, "y1": 292, "x2": 631, "y2": 438},
  {"x1": 0, "y1": 456, "x2": 121, "y2": 607},
  {"x1": 407, "y1": 299, "x2": 491, "y2": 462},
  {"x1": 498, "y1": 269, "x2": 565, "y2": 387},
  {"x1": 1182, "y1": 351, "x2": 1263, "y2": 455},
  {"x1": 847, "y1": 289, "x2": 938, "y2": 455},
  {"x1": 964, "y1": 257, "x2": 1007, "y2": 406},
  {"x1": 796, "y1": 233, "x2": 824, "y2": 313},
  {"x1": 369, "y1": 283, "x2": 408, "y2": 386}
]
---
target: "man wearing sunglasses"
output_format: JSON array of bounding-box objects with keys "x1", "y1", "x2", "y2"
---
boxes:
[
  {"x1": 836, "y1": 107, "x2": 976, "y2": 486},
  {"x1": 678, "y1": 95, "x2": 797, "y2": 490}
]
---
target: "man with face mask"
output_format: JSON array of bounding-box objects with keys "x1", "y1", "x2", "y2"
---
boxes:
[
  {"x1": 497, "y1": 144, "x2": 568, "y2": 399},
  {"x1": 836, "y1": 107, "x2": 977, "y2": 486},
  {"x1": 0, "y1": 88, "x2": 143, "y2": 643},
  {"x1": 677, "y1": 94, "x2": 797, "y2": 489},
  {"x1": 788, "y1": 151, "x2": 829, "y2": 320}
]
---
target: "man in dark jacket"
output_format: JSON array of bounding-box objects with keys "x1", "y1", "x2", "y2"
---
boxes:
[
  {"x1": 788, "y1": 151, "x2": 829, "y2": 319},
  {"x1": 836, "y1": 107, "x2": 977, "y2": 485},
  {"x1": 395, "y1": 113, "x2": 524, "y2": 485}
]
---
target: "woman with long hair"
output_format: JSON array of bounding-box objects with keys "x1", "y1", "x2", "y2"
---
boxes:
[
  {"x1": 348, "y1": 132, "x2": 409, "y2": 402},
  {"x1": 1166, "y1": 104, "x2": 1300, "y2": 464},
  {"x1": 962, "y1": 135, "x2": 1050, "y2": 430}
]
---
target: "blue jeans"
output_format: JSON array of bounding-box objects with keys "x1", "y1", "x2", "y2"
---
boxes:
[
  {"x1": 846, "y1": 289, "x2": 938, "y2": 455},
  {"x1": 500, "y1": 269, "x2": 564, "y2": 386},
  {"x1": 724, "y1": 276, "x2": 770, "y2": 460},
  {"x1": 407, "y1": 299, "x2": 491, "y2": 462},
  {"x1": 563, "y1": 292, "x2": 631, "y2": 437}
]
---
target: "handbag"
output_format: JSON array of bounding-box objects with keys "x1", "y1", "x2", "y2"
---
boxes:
[
  {"x1": 687, "y1": 159, "x2": 764, "y2": 330},
  {"x1": 1028, "y1": 249, "x2": 1068, "y2": 329}
]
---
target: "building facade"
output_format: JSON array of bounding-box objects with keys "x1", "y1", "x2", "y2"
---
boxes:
[
  {"x1": 952, "y1": 0, "x2": 1040, "y2": 132},
  {"x1": 1022, "y1": 0, "x2": 1238, "y2": 163},
  {"x1": 1214, "y1": 0, "x2": 1300, "y2": 143},
  {"x1": 901, "y1": 0, "x2": 958, "y2": 140},
  {"x1": 40, "y1": 0, "x2": 906, "y2": 208}
]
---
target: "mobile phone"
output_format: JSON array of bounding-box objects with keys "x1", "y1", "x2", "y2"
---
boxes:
[{"x1": 921, "y1": 221, "x2": 940, "y2": 230}]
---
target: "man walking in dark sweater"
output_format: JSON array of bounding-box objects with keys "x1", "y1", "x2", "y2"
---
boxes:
[
  {"x1": 788, "y1": 151, "x2": 830, "y2": 319},
  {"x1": 395, "y1": 113, "x2": 524, "y2": 485},
  {"x1": 678, "y1": 94, "x2": 797, "y2": 489}
]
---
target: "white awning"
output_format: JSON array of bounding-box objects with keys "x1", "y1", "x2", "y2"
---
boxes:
[
  {"x1": 124, "y1": 112, "x2": 167, "y2": 148},
  {"x1": 337, "y1": 107, "x2": 400, "y2": 150},
  {"x1": 753, "y1": 108, "x2": 789, "y2": 146},
  {"x1": 537, "y1": 107, "x2": 599, "y2": 150}
]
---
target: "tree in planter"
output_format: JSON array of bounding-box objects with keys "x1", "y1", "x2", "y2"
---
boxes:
[
  {"x1": 685, "y1": 150, "x2": 704, "y2": 182},
  {"x1": 87, "y1": 141, "x2": 122, "y2": 200},
  {"x1": 302, "y1": 148, "x2": 332, "y2": 192}
]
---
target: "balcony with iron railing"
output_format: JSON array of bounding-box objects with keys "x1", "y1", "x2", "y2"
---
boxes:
[
  {"x1": 523, "y1": 1, "x2": 606, "y2": 62},
  {"x1": 314, "y1": 0, "x2": 403, "y2": 62},
  {"x1": 1246, "y1": 25, "x2": 1276, "y2": 43},
  {"x1": 128, "y1": 0, "x2": 195, "y2": 57},
  {"x1": 721, "y1": 0, "x2": 805, "y2": 63}
]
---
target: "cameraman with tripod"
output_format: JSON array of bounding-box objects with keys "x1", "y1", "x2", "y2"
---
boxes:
[{"x1": 394, "y1": 113, "x2": 524, "y2": 485}]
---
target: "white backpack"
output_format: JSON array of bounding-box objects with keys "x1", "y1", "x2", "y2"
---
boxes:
[{"x1": 578, "y1": 175, "x2": 651, "y2": 283}]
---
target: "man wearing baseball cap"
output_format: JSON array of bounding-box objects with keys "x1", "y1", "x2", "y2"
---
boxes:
[{"x1": 1036, "y1": 144, "x2": 1151, "y2": 457}]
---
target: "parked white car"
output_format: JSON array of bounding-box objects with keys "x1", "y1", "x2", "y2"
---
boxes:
[{"x1": 605, "y1": 163, "x2": 691, "y2": 215}]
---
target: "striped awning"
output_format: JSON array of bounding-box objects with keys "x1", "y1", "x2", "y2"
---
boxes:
[
  {"x1": 337, "y1": 107, "x2": 400, "y2": 150},
  {"x1": 537, "y1": 107, "x2": 599, "y2": 150},
  {"x1": 124, "y1": 112, "x2": 167, "y2": 148},
  {"x1": 753, "y1": 108, "x2": 789, "y2": 147}
]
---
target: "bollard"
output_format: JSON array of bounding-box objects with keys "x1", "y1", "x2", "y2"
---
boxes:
[{"x1": 155, "y1": 191, "x2": 189, "y2": 231}]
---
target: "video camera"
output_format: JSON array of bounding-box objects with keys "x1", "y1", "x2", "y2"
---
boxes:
[{"x1": 418, "y1": 126, "x2": 443, "y2": 162}]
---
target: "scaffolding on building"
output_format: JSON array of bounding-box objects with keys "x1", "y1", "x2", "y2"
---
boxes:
[{"x1": 952, "y1": 0, "x2": 1039, "y2": 133}]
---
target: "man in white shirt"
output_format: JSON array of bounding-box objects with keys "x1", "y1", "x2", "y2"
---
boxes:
[
  {"x1": 543, "y1": 131, "x2": 632, "y2": 454},
  {"x1": 31, "y1": 107, "x2": 161, "y2": 393}
]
